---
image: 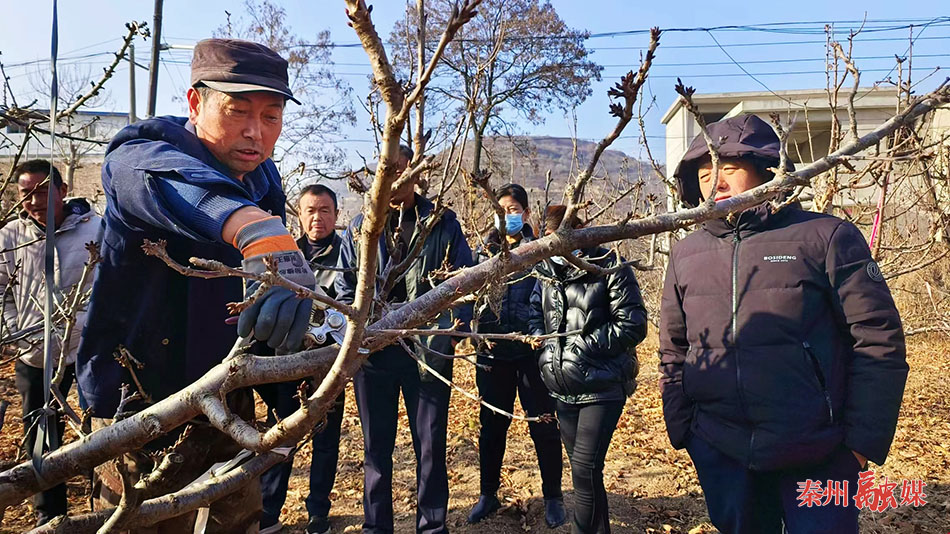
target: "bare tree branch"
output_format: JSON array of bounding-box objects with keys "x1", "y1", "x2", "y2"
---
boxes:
[
  {"x1": 95, "y1": 460, "x2": 142, "y2": 534},
  {"x1": 561, "y1": 27, "x2": 660, "y2": 228},
  {"x1": 396, "y1": 338, "x2": 553, "y2": 423},
  {"x1": 57, "y1": 22, "x2": 149, "y2": 121},
  {"x1": 28, "y1": 451, "x2": 286, "y2": 534},
  {"x1": 674, "y1": 78, "x2": 721, "y2": 208},
  {"x1": 140, "y1": 239, "x2": 356, "y2": 317}
]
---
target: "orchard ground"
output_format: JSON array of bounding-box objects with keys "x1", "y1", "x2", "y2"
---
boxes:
[{"x1": 1, "y1": 329, "x2": 948, "y2": 533}]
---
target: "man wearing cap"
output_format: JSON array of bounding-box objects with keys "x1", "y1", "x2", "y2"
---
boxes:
[
  {"x1": 658, "y1": 114, "x2": 908, "y2": 533},
  {"x1": 77, "y1": 38, "x2": 316, "y2": 532},
  {"x1": 259, "y1": 183, "x2": 346, "y2": 534}
]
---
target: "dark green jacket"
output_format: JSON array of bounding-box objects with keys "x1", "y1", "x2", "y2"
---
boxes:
[{"x1": 335, "y1": 194, "x2": 474, "y2": 378}]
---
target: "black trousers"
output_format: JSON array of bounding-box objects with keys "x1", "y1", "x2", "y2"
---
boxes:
[
  {"x1": 15, "y1": 360, "x2": 75, "y2": 523},
  {"x1": 353, "y1": 358, "x2": 452, "y2": 534},
  {"x1": 475, "y1": 355, "x2": 562, "y2": 498},
  {"x1": 306, "y1": 391, "x2": 345, "y2": 519},
  {"x1": 686, "y1": 433, "x2": 861, "y2": 534},
  {"x1": 557, "y1": 399, "x2": 624, "y2": 534},
  {"x1": 258, "y1": 380, "x2": 345, "y2": 522}
]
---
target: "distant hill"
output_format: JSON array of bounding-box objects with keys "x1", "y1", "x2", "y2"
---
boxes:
[{"x1": 447, "y1": 136, "x2": 667, "y2": 209}]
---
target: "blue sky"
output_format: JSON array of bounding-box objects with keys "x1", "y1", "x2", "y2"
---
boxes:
[{"x1": 2, "y1": 1, "x2": 948, "y2": 167}]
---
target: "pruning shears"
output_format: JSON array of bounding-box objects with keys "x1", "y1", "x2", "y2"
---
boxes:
[
  {"x1": 306, "y1": 308, "x2": 347, "y2": 346},
  {"x1": 225, "y1": 306, "x2": 349, "y2": 359}
]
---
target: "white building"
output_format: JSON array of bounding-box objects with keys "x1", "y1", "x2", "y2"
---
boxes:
[
  {"x1": 1, "y1": 109, "x2": 130, "y2": 160},
  {"x1": 660, "y1": 86, "x2": 901, "y2": 170}
]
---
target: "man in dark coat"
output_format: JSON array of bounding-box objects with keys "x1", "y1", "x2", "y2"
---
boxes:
[
  {"x1": 77, "y1": 38, "x2": 316, "y2": 532},
  {"x1": 260, "y1": 183, "x2": 346, "y2": 534},
  {"x1": 336, "y1": 146, "x2": 474, "y2": 534},
  {"x1": 659, "y1": 114, "x2": 908, "y2": 534}
]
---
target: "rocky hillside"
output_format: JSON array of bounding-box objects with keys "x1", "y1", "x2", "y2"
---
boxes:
[{"x1": 446, "y1": 136, "x2": 667, "y2": 213}]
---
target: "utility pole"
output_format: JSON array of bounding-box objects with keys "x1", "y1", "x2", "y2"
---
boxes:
[
  {"x1": 146, "y1": 0, "x2": 164, "y2": 117},
  {"x1": 128, "y1": 43, "x2": 137, "y2": 124}
]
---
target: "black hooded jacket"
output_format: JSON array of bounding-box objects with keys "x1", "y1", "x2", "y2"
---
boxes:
[
  {"x1": 529, "y1": 248, "x2": 647, "y2": 404},
  {"x1": 660, "y1": 114, "x2": 907, "y2": 471},
  {"x1": 673, "y1": 113, "x2": 795, "y2": 207}
]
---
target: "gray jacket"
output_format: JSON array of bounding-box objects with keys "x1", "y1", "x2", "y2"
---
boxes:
[{"x1": 0, "y1": 199, "x2": 101, "y2": 367}]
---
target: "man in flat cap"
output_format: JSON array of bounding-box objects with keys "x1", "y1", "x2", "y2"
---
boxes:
[{"x1": 77, "y1": 38, "x2": 315, "y2": 532}]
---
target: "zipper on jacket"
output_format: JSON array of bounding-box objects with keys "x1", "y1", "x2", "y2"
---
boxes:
[
  {"x1": 731, "y1": 230, "x2": 741, "y2": 345},
  {"x1": 550, "y1": 280, "x2": 569, "y2": 395},
  {"x1": 731, "y1": 223, "x2": 755, "y2": 468},
  {"x1": 803, "y1": 341, "x2": 835, "y2": 423}
]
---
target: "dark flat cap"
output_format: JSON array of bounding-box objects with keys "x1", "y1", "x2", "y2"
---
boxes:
[{"x1": 191, "y1": 38, "x2": 300, "y2": 104}]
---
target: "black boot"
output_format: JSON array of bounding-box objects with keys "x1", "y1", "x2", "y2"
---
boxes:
[
  {"x1": 544, "y1": 497, "x2": 567, "y2": 528},
  {"x1": 467, "y1": 494, "x2": 501, "y2": 524},
  {"x1": 306, "y1": 516, "x2": 331, "y2": 534}
]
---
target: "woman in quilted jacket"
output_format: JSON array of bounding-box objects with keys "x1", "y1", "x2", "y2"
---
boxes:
[{"x1": 529, "y1": 205, "x2": 648, "y2": 534}]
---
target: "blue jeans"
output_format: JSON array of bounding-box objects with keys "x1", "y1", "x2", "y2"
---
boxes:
[{"x1": 686, "y1": 433, "x2": 862, "y2": 534}]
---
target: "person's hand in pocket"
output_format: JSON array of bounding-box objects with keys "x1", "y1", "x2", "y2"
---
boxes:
[{"x1": 852, "y1": 450, "x2": 868, "y2": 469}]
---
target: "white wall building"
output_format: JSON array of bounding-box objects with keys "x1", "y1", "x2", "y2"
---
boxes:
[
  {"x1": 1, "y1": 110, "x2": 130, "y2": 160},
  {"x1": 660, "y1": 86, "x2": 901, "y2": 170}
]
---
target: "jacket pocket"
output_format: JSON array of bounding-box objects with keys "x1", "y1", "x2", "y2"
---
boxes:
[
  {"x1": 803, "y1": 341, "x2": 835, "y2": 424},
  {"x1": 581, "y1": 358, "x2": 618, "y2": 394},
  {"x1": 740, "y1": 344, "x2": 831, "y2": 432},
  {"x1": 682, "y1": 346, "x2": 735, "y2": 402}
]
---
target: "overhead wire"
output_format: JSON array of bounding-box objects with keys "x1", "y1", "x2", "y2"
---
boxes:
[
  {"x1": 158, "y1": 48, "x2": 188, "y2": 103},
  {"x1": 587, "y1": 34, "x2": 950, "y2": 51},
  {"x1": 855, "y1": 18, "x2": 941, "y2": 100},
  {"x1": 5, "y1": 14, "x2": 947, "y2": 159},
  {"x1": 705, "y1": 29, "x2": 808, "y2": 107},
  {"x1": 319, "y1": 53, "x2": 950, "y2": 70},
  {"x1": 285, "y1": 17, "x2": 950, "y2": 49}
]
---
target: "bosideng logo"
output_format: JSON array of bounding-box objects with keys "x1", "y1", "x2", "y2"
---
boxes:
[{"x1": 763, "y1": 255, "x2": 798, "y2": 263}]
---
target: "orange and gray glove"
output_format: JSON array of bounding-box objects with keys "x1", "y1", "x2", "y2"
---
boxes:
[{"x1": 233, "y1": 216, "x2": 316, "y2": 351}]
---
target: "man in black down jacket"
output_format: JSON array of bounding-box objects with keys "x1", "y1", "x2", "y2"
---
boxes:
[
  {"x1": 660, "y1": 114, "x2": 908, "y2": 534},
  {"x1": 468, "y1": 184, "x2": 565, "y2": 527}
]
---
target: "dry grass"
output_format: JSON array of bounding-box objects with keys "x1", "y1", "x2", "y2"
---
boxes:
[{"x1": 1, "y1": 328, "x2": 947, "y2": 533}]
